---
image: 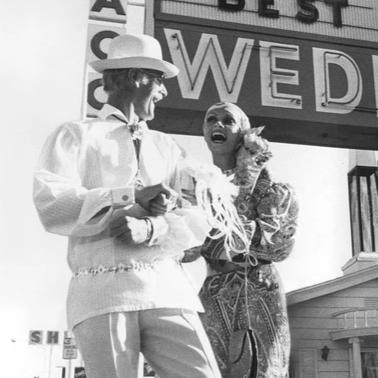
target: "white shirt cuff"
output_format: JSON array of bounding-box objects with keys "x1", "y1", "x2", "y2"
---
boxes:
[
  {"x1": 111, "y1": 187, "x2": 135, "y2": 208},
  {"x1": 147, "y1": 217, "x2": 169, "y2": 246}
]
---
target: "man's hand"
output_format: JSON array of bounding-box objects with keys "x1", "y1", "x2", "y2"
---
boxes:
[
  {"x1": 135, "y1": 183, "x2": 177, "y2": 213},
  {"x1": 149, "y1": 193, "x2": 177, "y2": 216},
  {"x1": 109, "y1": 214, "x2": 149, "y2": 245}
]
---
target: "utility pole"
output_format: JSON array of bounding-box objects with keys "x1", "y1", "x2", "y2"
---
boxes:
[{"x1": 57, "y1": 366, "x2": 66, "y2": 378}]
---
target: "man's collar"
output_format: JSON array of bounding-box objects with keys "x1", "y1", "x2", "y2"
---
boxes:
[
  {"x1": 98, "y1": 104, "x2": 129, "y2": 123},
  {"x1": 98, "y1": 104, "x2": 148, "y2": 139}
]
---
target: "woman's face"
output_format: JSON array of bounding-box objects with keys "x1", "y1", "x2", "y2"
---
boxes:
[{"x1": 203, "y1": 104, "x2": 243, "y2": 155}]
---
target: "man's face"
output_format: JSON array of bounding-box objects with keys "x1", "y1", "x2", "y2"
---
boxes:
[
  {"x1": 133, "y1": 69, "x2": 167, "y2": 121},
  {"x1": 203, "y1": 103, "x2": 243, "y2": 155}
]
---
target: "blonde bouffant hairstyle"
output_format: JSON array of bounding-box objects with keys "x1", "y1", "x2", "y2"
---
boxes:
[{"x1": 205, "y1": 102, "x2": 251, "y2": 132}]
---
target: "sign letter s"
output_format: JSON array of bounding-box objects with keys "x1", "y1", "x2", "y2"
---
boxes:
[
  {"x1": 29, "y1": 330, "x2": 43, "y2": 345},
  {"x1": 296, "y1": 0, "x2": 319, "y2": 23}
]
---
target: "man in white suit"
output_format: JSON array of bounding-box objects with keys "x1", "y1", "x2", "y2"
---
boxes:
[{"x1": 33, "y1": 33, "x2": 220, "y2": 378}]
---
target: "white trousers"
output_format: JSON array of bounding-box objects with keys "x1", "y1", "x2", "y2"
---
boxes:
[{"x1": 73, "y1": 308, "x2": 221, "y2": 378}]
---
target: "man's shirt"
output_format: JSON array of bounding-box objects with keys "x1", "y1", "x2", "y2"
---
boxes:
[{"x1": 33, "y1": 105, "x2": 203, "y2": 329}]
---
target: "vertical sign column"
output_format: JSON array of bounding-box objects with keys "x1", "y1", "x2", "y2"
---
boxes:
[{"x1": 84, "y1": 0, "x2": 129, "y2": 117}]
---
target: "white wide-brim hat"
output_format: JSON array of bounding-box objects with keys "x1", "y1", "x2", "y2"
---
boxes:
[{"x1": 90, "y1": 33, "x2": 179, "y2": 78}]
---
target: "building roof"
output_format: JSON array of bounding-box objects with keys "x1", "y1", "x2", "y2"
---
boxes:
[{"x1": 286, "y1": 265, "x2": 378, "y2": 306}]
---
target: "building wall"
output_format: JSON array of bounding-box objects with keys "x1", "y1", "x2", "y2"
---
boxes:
[{"x1": 288, "y1": 278, "x2": 378, "y2": 378}]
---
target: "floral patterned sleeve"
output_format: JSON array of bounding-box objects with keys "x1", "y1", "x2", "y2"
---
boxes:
[{"x1": 246, "y1": 173, "x2": 299, "y2": 262}]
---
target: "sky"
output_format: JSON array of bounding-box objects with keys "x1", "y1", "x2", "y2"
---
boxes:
[{"x1": 0, "y1": 1, "x2": 376, "y2": 377}]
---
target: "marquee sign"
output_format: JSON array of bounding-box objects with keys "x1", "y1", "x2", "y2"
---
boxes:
[
  {"x1": 28, "y1": 330, "x2": 60, "y2": 345},
  {"x1": 148, "y1": 0, "x2": 378, "y2": 149},
  {"x1": 84, "y1": 0, "x2": 128, "y2": 117}
]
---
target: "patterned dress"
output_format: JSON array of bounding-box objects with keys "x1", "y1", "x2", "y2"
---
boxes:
[{"x1": 199, "y1": 168, "x2": 299, "y2": 378}]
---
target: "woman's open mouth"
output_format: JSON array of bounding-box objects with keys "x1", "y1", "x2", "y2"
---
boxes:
[{"x1": 211, "y1": 131, "x2": 227, "y2": 143}]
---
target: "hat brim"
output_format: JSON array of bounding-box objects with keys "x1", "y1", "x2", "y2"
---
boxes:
[{"x1": 89, "y1": 56, "x2": 179, "y2": 78}]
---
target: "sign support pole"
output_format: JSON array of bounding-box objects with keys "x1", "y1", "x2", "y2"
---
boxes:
[
  {"x1": 48, "y1": 344, "x2": 53, "y2": 378},
  {"x1": 68, "y1": 359, "x2": 72, "y2": 378}
]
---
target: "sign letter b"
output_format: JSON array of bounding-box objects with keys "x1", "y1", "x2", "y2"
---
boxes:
[{"x1": 218, "y1": 0, "x2": 245, "y2": 11}]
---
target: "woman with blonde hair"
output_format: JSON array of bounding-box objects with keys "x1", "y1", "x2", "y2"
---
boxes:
[{"x1": 191, "y1": 102, "x2": 299, "y2": 378}]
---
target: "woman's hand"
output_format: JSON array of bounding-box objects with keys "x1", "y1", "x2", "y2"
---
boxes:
[
  {"x1": 243, "y1": 126, "x2": 269, "y2": 155},
  {"x1": 240, "y1": 127, "x2": 272, "y2": 167}
]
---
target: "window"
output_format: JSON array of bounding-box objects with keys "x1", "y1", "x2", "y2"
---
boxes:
[{"x1": 362, "y1": 350, "x2": 378, "y2": 378}]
